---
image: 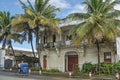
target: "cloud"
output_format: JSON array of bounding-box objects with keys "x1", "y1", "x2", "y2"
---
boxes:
[
  {"x1": 70, "y1": 4, "x2": 86, "y2": 14},
  {"x1": 49, "y1": 0, "x2": 71, "y2": 9},
  {"x1": 20, "y1": 0, "x2": 35, "y2": 3},
  {"x1": 15, "y1": 0, "x2": 35, "y2": 6},
  {"x1": 114, "y1": 4, "x2": 120, "y2": 10},
  {"x1": 15, "y1": 0, "x2": 71, "y2": 9}
]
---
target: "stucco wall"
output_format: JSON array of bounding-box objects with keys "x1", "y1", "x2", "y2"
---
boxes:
[{"x1": 40, "y1": 45, "x2": 116, "y2": 72}]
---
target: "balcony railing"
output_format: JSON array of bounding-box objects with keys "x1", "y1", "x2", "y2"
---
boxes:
[{"x1": 44, "y1": 40, "x2": 75, "y2": 48}]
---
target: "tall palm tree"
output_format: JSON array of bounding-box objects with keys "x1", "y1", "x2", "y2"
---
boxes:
[
  {"x1": 67, "y1": 0, "x2": 120, "y2": 74},
  {"x1": 11, "y1": 0, "x2": 61, "y2": 70},
  {"x1": 12, "y1": 21, "x2": 36, "y2": 58},
  {"x1": 0, "y1": 11, "x2": 21, "y2": 66}
]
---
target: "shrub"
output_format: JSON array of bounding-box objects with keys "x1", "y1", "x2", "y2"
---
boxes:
[
  {"x1": 48, "y1": 69, "x2": 60, "y2": 73},
  {"x1": 74, "y1": 65, "x2": 80, "y2": 72},
  {"x1": 72, "y1": 71, "x2": 87, "y2": 76},
  {"x1": 113, "y1": 61, "x2": 120, "y2": 73},
  {"x1": 82, "y1": 62, "x2": 94, "y2": 73},
  {"x1": 100, "y1": 62, "x2": 112, "y2": 74},
  {"x1": 30, "y1": 67, "x2": 39, "y2": 71}
]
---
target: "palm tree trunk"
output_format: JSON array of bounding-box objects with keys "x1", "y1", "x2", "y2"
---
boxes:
[
  {"x1": 30, "y1": 39, "x2": 36, "y2": 58},
  {"x1": 37, "y1": 44, "x2": 42, "y2": 70},
  {"x1": 36, "y1": 27, "x2": 42, "y2": 71},
  {"x1": 9, "y1": 40, "x2": 18, "y2": 68},
  {"x1": 96, "y1": 39, "x2": 100, "y2": 75},
  {"x1": 2, "y1": 37, "x2": 6, "y2": 49}
]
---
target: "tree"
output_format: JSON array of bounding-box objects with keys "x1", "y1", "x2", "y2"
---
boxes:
[
  {"x1": 12, "y1": 21, "x2": 36, "y2": 58},
  {"x1": 67, "y1": 0, "x2": 120, "y2": 74},
  {"x1": 11, "y1": 0, "x2": 61, "y2": 70},
  {"x1": 0, "y1": 11, "x2": 21, "y2": 66}
]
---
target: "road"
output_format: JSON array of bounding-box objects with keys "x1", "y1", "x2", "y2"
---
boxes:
[
  {"x1": 0, "y1": 75, "x2": 36, "y2": 80},
  {"x1": 0, "y1": 70, "x2": 90, "y2": 80},
  {"x1": 0, "y1": 70, "x2": 116, "y2": 80}
]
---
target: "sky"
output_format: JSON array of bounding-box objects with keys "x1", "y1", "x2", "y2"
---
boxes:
[
  {"x1": 0, "y1": 0, "x2": 85, "y2": 18},
  {"x1": 0, "y1": 0, "x2": 120, "y2": 49}
]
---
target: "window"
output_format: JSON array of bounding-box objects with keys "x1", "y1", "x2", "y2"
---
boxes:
[
  {"x1": 53, "y1": 34, "x2": 56, "y2": 42},
  {"x1": 66, "y1": 35, "x2": 72, "y2": 41},
  {"x1": 43, "y1": 35, "x2": 47, "y2": 44},
  {"x1": 104, "y1": 52, "x2": 111, "y2": 63}
]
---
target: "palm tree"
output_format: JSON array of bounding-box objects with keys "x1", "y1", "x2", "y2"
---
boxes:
[
  {"x1": 0, "y1": 11, "x2": 21, "y2": 66},
  {"x1": 67, "y1": 0, "x2": 120, "y2": 74},
  {"x1": 11, "y1": 0, "x2": 61, "y2": 70},
  {"x1": 12, "y1": 22, "x2": 36, "y2": 58}
]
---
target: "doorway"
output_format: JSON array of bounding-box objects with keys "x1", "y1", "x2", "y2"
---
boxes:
[
  {"x1": 43, "y1": 55, "x2": 47, "y2": 68},
  {"x1": 65, "y1": 52, "x2": 78, "y2": 72}
]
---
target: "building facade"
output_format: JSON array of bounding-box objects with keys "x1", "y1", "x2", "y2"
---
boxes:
[{"x1": 39, "y1": 19, "x2": 117, "y2": 72}]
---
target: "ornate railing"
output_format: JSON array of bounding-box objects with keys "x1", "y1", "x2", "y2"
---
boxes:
[
  {"x1": 44, "y1": 40, "x2": 75, "y2": 48},
  {"x1": 44, "y1": 40, "x2": 80, "y2": 48}
]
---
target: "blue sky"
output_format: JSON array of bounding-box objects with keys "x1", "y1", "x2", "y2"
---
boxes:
[
  {"x1": 0, "y1": 0, "x2": 85, "y2": 49},
  {"x1": 0, "y1": 0, "x2": 85, "y2": 18}
]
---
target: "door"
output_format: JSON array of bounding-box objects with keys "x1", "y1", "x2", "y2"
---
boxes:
[
  {"x1": 4, "y1": 59, "x2": 13, "y2": 69},
  {"x1": 68, "y1": 55, "x2": 78, "y2": 71},
  {"x1": 43, "y1": 55, "x2": 47, "y2": 68}
]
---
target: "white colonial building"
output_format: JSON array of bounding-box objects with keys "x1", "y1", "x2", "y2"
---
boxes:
[{"x1": 39, "y1": 19, "x2": 117, "y2": 72}]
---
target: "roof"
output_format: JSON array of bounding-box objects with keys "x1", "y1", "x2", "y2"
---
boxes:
[{"x1": 59, "y1": 19, "x2": 84, "y2": 27}]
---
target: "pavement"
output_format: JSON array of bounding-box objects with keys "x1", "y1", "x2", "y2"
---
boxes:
[{"x1": 0, "y1": 70, "x2": 117, "y2": 80}]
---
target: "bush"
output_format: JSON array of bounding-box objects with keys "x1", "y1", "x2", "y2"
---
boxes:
[
  {"x1": 100, "y1": 62, "x2": 112, "y2": 75},
  {"x1": 42, "y1": 68, "x2": 61, "y2": 74},
  {"x1": 113, "y1": 61, "x2": 120, "y2": 73},
  {"x1": 30, "y1": 67, "x2": 39, "y2": 71},
  {"x1": 48, "y1": 69, "x2": 60, "y2": 73},
  {"x1": 12, "y1": 65, "x2": 18, "y2": 70},
  {"x1": 82, "y1": 62, "x2": 94, "y2": 73},
  {"x1": 74, "y1": 65, "x2": 80, "y2": 72},
  {"x1": 72, "y1": 71, "x2": 87, "y2": 76},
  {"x1": 82, "y1": 61, "x2": 120, "y2": 75}
]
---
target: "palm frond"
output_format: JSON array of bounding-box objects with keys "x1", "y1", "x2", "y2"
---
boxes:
[
  {"x1": 19, "y1": 0, "x2": 27, "y2": 9},
  {"x1": 27, "y1": 0, "x2": 34, "y2": 11},
  {"x1": 67, "y1": 13, "x2": 90, "y2": 20}
]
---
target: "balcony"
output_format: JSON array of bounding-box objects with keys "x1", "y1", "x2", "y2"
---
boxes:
[{"x1": 44, "y1": 40, "x2": 80, "y2": 48}]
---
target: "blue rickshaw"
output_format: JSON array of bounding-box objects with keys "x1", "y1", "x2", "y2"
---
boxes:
[{"x1": 19, "y1": 62, "x2": 29, "y2": 73}]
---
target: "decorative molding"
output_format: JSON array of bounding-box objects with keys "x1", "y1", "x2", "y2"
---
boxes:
[{"x1": 55, "y1": 47, "x2": 60, "y2": 57}]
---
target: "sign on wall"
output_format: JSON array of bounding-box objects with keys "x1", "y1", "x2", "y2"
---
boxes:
[{"x1": 0, "y1": 50, "x2": 5, "y2": 68}]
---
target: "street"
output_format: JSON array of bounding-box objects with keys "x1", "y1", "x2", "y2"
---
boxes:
[
  {"x1": 0, "y1": 75, "x2": 36, "y2": 80},
  {"x1": 0, "y1": 70, "x2": 116, "y2": 80},
  {"x1": 0, "y1": 70, "x2": 91, "y2": 80}
]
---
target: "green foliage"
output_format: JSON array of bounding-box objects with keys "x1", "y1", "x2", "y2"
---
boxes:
[
  {"x1": 12, "y1": 65, "x2": 18, "y2": 70},
  {"x1": 74, "y1": 65, "x2": 80, "y2": 72},
  {"x1": 81, "y1": 61, "x2": 120, "y2": 75},
  {"x1": 30, "y1": 67, "x2": 40, "y2": 71},
  {"x1": 42, "y1": 68, "x2": 48, "y2": 72},
  {"x1": 47, "y1": 69, "x2": 61, "y2": 73},
  {"x1": 72, "y1": 71, "x2": 87, "y2": 76},
  {"x1": 82, "y1": 62, "x2": 94, "y2": 73},
  {"x1": 16, "y1": 55, "x2": 39, "y2": 67},
  {"x1": 113, "y1": 61, "x2": 120, "y2": 72},
  {"x1": 30, "y1": 67, "x2": 61, "y2": 74},
  {"x1": 100, "y1": 62, "x2": 112, "y2": 75}
]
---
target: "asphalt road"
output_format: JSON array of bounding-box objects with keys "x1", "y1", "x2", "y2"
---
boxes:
[
  {"x1": 0, "y1": 70, "x2": 117, "y2": 80},
  {"x1": 0, "y1": 70, "x2": 85, "y2": 80},
  {"x1": 0, "y1": 75, "x2": 36, "y2": 80}
]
